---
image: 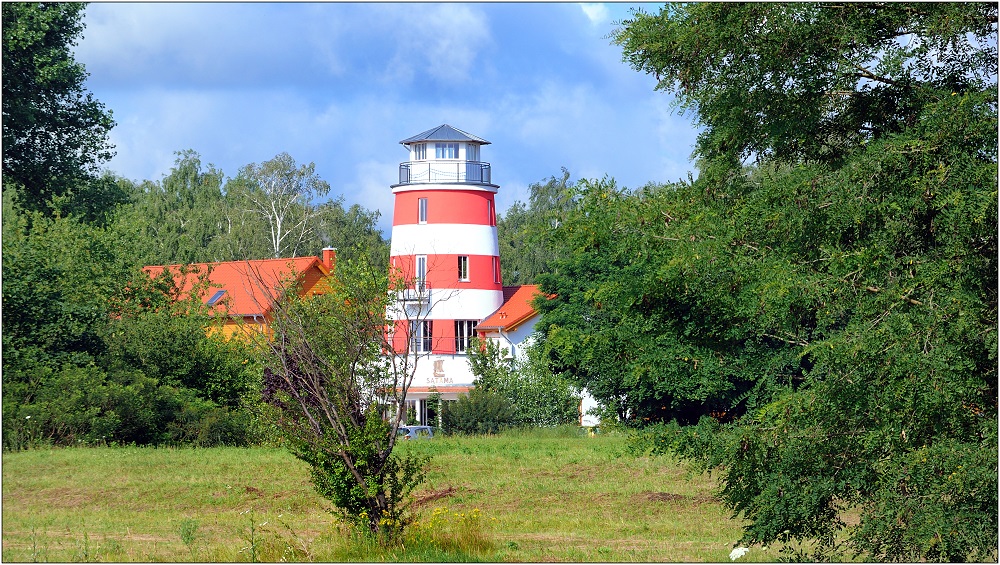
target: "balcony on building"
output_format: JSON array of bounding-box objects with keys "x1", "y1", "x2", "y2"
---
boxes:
[
  {"x1": 397, "y1": 160, "x2": 491, "y2": 185},
  {"x1": 393, "y1": 124, "x2": 498, "y2": 188},
  {"x1": 398, "y1": 279, "x2": 430, "y2": 303}
]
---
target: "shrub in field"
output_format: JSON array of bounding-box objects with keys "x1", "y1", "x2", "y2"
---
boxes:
[
  {"x1": 442, "y1": 386, "x2": 516, "y2": 435},
  {"x1": 258, "y1": 251, "x2": 429, "y2": 543}
]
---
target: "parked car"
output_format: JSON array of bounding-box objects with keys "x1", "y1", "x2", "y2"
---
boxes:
[{"x1": 397, "y1": 425, "x2": 434, "y2": 440}]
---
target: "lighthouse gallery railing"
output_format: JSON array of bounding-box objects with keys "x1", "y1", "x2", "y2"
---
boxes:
[{"x1": 398, "y1": 161, "x2": 491, "y2": 185}]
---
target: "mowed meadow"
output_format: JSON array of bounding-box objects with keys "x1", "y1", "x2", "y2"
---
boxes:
[{"x1": 1, "y1": 429, "x2": 783, "y2": 562}]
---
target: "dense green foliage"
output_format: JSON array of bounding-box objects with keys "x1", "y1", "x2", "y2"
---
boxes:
[
  {"x1": 593, "y1": 2, "x2": 998, "y2": 561},
  {"x1": 496, "y1": 168, "x2": 576, "y2": 285},
  {"x1": 461, "y1": 337, "x2": 581, "y2": 430},
  {"x1": 1, "y1": 208, "x2": 260, "y2": 449},
  {"x1": 2, "y1": 2, "x2": 117, "y2": 218},
  {"x1": 441, "y1": 386, "x2": 516, "y2": 436},
  {"x1": 445, "y1": 338, "x2": 580, "y2": 434}
]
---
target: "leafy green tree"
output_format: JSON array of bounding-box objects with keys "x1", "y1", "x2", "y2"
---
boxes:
[
  {"x1": 604, "y1": 3, "x2": 997, "y2": 560},
  {"x1": 312, "y1": 201, "x2": 389, "y2": 271},
  {"x1": 2, "y1": 3, "x2": 116, "y2": 216},
  {"x1": 2, "y1": 206, "x2": 260, "y2": 449},
  {"x1": 537, "y1": 177, "x2": 793, "y2": 425},
  {"x1": 114, "y1": 150, "x2": 230, "y2": 265},
  {"x1": 497, "y1": 168, "x2": 575, "y2": 285},
  {"x1": 614, "y1": 2, "x2": 998, "y2": 169},
  {"x1": 441, "y1": 386, "x2": 515, "y2": 435}
]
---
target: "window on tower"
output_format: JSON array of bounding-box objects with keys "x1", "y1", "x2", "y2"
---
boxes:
[
  {"x1": 435, "y1": 143, "x2": 458, "y2": 159},
  {"x1": 454, "y1": 320, "x2": 477, "y2": 353},
  {"x1": 466, "y1": 143, "x2": 479, "y2": 161},
  {"x1": 413, "y1": 143, "x2": 426, "y2": 160},
  {"x1": 415, "y1": 255, "x2": 427, "y2": 290},
  {"x1": 410, "y1": 320, "x2": 433, "y2": 353},
  {"x1": 458, "y1": 255, "x2": 469, "y2": 281},
  {"x1": 418, "y1": 197, "x2": 428, "y2": 223}
]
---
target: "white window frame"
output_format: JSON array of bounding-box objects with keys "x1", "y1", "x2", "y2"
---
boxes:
[
  {"x1": 435, "y1": 142, "x2": 458, "y2": 159},
  {"x1": 466, "y1": 143, "x2": 479, "y2": 162},
  {"x1": 415, "y1": 255, "x2": 427, "y2": 291},
  {"x1": 410, "y1": 320, "x2": 433, "y2": 353},
  {"x1": 458, "y1": 255, "x2": 469, "y2": 281},
  {"x1": 418, "y1": 197, "x2": 428, "y2": 224},
  {"x1": 413, "y1": 143, "x2": 426, "y2": 160},
  {"x1": 454, "y1": 320, "x2": 476, "y2": 353}
]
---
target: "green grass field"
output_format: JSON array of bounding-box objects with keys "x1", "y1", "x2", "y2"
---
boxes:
[{"x1": 2, "y1": 429, "x2": 782, "y2": 562}]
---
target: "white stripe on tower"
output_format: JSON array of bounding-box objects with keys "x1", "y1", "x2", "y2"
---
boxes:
[{"x1": 389, "y1": 224, "x2": 499, "y2": 256}]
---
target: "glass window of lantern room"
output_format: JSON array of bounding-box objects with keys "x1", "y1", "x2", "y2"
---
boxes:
[
  {"x1": 435, "y1": 142, "x2": 458, "y2": 159},
  {"x1": 466, "y1": 143, "x2": 479, "y2": 162},
  {"x1": 418, "y1": 197, "x2": 427, "y2": 223},
  {"x1": 413, "y1": 143, "x2": 426, "y2": 160}
]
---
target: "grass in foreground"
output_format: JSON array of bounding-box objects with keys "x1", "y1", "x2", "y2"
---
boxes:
[{"x1": 1, "y1": 429, "x2": 781, "y2": 562}]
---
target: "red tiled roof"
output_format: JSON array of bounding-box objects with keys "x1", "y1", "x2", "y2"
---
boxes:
[
  {"x1": 477, "y1": 284, "x2": 549, "y2": 332},
  {"x1": 143, "y1": 256, "x2": 329, "y2": 317}
]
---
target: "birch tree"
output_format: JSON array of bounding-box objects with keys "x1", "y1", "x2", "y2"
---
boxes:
[{"x1": 228, "y1": 152, "x2": 330, "y2": 258}]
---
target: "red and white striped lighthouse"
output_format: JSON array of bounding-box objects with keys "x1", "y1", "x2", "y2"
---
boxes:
[{"x1": 388, "y1": 125, "x2": 504, "y2": 420}]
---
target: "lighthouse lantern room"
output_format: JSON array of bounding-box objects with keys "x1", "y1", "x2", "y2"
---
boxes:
[{"x1": 388, "y1": 125, "x2": 504, "y2": 424}]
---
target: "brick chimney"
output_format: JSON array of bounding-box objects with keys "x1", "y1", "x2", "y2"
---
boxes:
[{"x1": 321, "y1": 247, "x2": 337, "y2": 272}]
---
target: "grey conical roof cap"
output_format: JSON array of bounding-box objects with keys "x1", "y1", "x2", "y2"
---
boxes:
[{"x1": 399, "y1": 124, "x2": 490, "y2": 145}]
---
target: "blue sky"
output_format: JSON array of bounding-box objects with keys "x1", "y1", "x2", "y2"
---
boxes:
[{"x1": 74, "y1": 2, "x2": 699, "y2": 235}]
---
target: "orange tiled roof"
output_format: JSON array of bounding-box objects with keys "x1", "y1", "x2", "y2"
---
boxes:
[
  {"x1": 143, "y1": 256, "x2": 328, "y2": 318},
  {"x1": 477, "y1": 284, "x2": 549, "y2": 332}
]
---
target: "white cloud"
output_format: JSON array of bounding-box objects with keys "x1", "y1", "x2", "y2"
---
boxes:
[
  {"x1": 77, "y1": 3, "x2": 350, "y2": 88},
  {"x1": 374, "y1": 4, "x2": 493, "y2": 85},
  {"x1": 579, "y1": 3, "x2": 610, "y2": 26}
]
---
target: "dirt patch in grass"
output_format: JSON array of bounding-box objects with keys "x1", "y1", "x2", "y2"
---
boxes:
[
  {"x1": 634, "y1": 491, "x2": 720, "y2": 504},
  {"x1": 413, "y1": 486, "x2": 458, "y2": 507},
  {"x1": 243, "y1": 485, "x2": 265, "y2": 498}
]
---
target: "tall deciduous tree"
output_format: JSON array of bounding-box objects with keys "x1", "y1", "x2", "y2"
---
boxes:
[
  {"x1": 227, "y1": 153, "x2": 331, "y2": 259},
  {"x1": 614, "y1": 2, "x2": 997, "y2": 169},
  {"x1": 116, "y1": 150, "x2": 230, "y2": 266},
  {"x1": 497, "y1": 168, "x2": 575, "y2": 285},
  {"x1": 2, "y1": 3, "x2": 116, "y2": 215},
  {"x1": 545, "y1": 3, "x2": 998, "y2": 560}
]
